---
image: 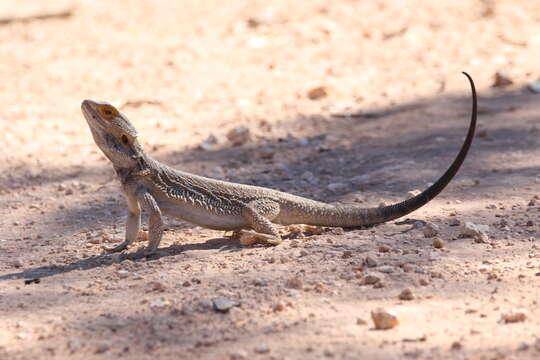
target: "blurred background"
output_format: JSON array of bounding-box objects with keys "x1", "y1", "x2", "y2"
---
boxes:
[{"x1": 1, "y1": 0, "x2": 539, "y2": 167}]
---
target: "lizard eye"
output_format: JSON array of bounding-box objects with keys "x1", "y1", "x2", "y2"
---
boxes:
[
  {"x1": 121, "y1": 134, "x2": 129, "y2": 145},
  {"x1": 99, "y1": 105, "x2": 118, "y2": 119}
]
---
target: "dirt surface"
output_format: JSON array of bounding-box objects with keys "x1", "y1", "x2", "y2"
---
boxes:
[{"x1": 1, "y1": 1, "x2": 540, "y2": 359}]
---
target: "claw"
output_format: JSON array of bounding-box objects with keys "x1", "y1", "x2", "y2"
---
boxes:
[
  {"x1": 101, "y1": 242, "x2": 128, "y2": 253},
  {"x1": 238, "y1": 230, "x2": 282, "y2": 246}
]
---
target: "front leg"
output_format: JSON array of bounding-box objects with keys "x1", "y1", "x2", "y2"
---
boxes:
[
  {"x1": 138, "y1": 191, "x2": 163, "y2": 255},
  {"x1": 102, "y1": 192, "x2": 141, "y2": 253}
]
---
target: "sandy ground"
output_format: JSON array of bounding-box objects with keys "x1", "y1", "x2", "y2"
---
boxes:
[{"x1": 1, "y1": 0, "x2": 539, "y2": 359}]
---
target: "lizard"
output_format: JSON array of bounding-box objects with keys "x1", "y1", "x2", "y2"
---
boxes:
[{"x1": 81, "y1": 72, "x2": 477, "y2": 255}]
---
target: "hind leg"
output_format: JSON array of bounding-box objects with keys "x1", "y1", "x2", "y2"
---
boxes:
[{"x1": 240, "y1": 199, "x2": 282, "y2": 246}]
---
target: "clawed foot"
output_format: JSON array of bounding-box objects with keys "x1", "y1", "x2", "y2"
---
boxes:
[
  {"x1": 101, "y1": 242, "x2": 159, "y2": 257},
  {"x1": 238, "y1": 230, "x2": 282, "y2": 246},
  {"x1": 101, "y1": 241, "x2": 129, "y2": 253},
  {"x1": 101, "y1": 231, "x2": 149, "y2": 253}
]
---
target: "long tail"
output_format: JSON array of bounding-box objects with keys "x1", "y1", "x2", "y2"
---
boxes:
[{"x1": 330, "y1": 72, "x2": 477, "y2": 227}]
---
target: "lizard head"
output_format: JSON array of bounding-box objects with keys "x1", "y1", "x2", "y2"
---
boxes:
[{"x1": 81, "y1": 99, "x2": 142, "y2": 169}]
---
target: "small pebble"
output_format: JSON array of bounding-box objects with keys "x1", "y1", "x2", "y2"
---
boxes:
[
  {"x1": 323, "y1": 349, "x2": 334, "y2": 357},
  {"x1": 226, "y1": 126, "x2": 251, "y2": 146},
  {"x1": 229, "y1": 350, "x2": 248, "y2": 360},
  {"x1": 11, "y1": 258, "x2": 23, "y2": 268},
  {"x1": 432, "y1": 239, "x2": 445, "y2": 249},
  {"x1": 254, "y1": 345, "x2": 270, "y2": 354},
  {"x1": 147, "y1": 281, "x2": 166, "y2": 292},
  {"x1": 149, "y1": 297, "x2": 171, "y2": 309},
  {"x1": 364, "y1": 255, "x2": 378, "y2": 267},
  {"x1": 474, "y1": 233, "x2": 489, "y2": 243},
  {"x1": 371, "y1": 308, "x2": 399, "y2": 330},
  {"x1": 500, "y1": 310, "x2": 527, "y2": 323},
  {"x1": 402, "y1": 264, "x2": 415, "y2": 273},
  {"x1": 301, "y1": 171, "x2": 317, "y2": 184},
  {"x1": 117, "y1": 270, "x2": 129, "y2": 279},
  {"x1": 460, "y1": 222, "x2": 489, "y2": 240},
  {"x1": 307, "y1": 86, "x2": 328, "y2": 100},
  {"x1": 422, "y1": 222, "x2": 439, "y2": 238},
  {"x1": 285, "y1": 276, "x2": 303, "y2": 290},
  {"x1": 406, "y1": 189, "x2": 421, "y2": 199},
  {"x1": 213, "y1": 297, "x2": 237, "y2": 313},
  {"x1": 198, "y1": 134, "x2": 223, "y2": 151},
  {"x1": 492, "y1": 72, "x2": 513, "y2": 88},
  {"x1": 95, "y1": 343, "x2": 110, "y2": 354},
  {"x1": 376, "y1": 265, "x2": 395, "y2": 274},
  {"x1": 398, "y1": 288, "x2": 414, "y2": 301},
  {"x1": 361, "y1": 273, "x2": 382, "y2": 285}
]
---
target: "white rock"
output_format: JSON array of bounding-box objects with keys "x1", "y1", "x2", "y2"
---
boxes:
[
  {"x1": 460, "y1": 222, "x2": 489, "y2": 238},
  {"x1": 117, "y1": 270, "x2": 129, "y2": 279},
  {"x1": 376, "y1": 265, "x2": 395, "y2": 274},
  {"x1": 213, "y1": 297, "x2": 237, "y2": 313},
  {"x1": 229, "y1": 351, "x2": 248, "y2": 360},
  {"x1": 406, "y1": 189, "x2": 421, "y2": 199}
]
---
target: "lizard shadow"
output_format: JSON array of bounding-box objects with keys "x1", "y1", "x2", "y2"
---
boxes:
[{"x1": 0, "y1": 236, "x2": 244, "y2": 281}]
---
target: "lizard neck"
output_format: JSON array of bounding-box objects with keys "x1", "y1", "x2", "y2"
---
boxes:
[{"x1": 113, "y1": 147, "x2": 159, "y2": 184}]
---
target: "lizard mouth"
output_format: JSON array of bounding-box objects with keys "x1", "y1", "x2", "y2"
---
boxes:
[{"x1": 81, "y1": 100, "x2": 109, "y2": 131}]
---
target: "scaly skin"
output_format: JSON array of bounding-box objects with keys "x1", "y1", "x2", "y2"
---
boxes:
[{"x1": 81, "y1": 73, "x2": 477, "y2": 255}]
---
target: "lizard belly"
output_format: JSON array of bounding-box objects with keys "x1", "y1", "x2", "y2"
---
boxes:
[{"x1": 158, "y1": 200, "x2": 246, "y2": 230}]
